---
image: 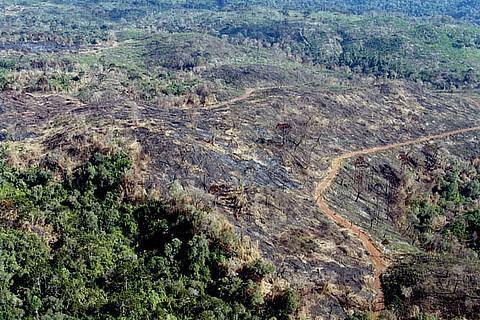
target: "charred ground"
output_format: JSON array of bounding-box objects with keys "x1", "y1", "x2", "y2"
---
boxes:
[{"x1": 1, "y1": 1, "x2": 480, "y2": 319}]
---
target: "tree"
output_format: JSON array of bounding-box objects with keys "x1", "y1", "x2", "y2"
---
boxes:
[{"x1": 0, "y1": 71, "x2": 9, "y2": 91}]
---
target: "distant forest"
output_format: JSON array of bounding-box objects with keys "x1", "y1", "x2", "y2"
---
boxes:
[
  {"x1": 1, "y1": 0, "x2": 480, "y2": 93},
  {"x1": 76, "y1": 0, "x2": 480, "y2": 23},
  {"x1": 18, "y1": 0, "x2": 478, "y2": 24}
]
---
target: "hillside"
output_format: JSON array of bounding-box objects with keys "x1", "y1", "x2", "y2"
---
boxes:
[{"x1": 1, "y1": 1, "x2": 480, "y2": 319}]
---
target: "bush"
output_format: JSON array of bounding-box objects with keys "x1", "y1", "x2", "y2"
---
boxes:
[
  {"x1": 266, "y1": 288, "x2": 300, "y2": 320},
  {"x1": 241, "y1": 259, "x2": 275, "y2": 282},
  {"x1": 346, "y1": 311, "x2": 370, "y2": 320},
  {"x1": 0, "y1": 71, "x2": 8, "y2": 91}
]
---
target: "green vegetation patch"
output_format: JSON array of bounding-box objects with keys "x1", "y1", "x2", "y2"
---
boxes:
[
  {"x1": 403, "y1": 157, "x2": 480, "y2": 256},
  {"x1": 0, "y1": 148, "x2": 299, "y2": 319}
]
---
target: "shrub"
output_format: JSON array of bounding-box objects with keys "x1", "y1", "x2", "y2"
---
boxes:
[
  {"x1": 346, "y1": 311, "x2": 370, "y2": 320},
  {"x1": 267, "y1": 288, "x2": 300, "y2": 320}
]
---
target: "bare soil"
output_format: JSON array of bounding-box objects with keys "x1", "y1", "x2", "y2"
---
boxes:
[{"x1": 1, "y1": 76, "x2": 480, "y2": 318}]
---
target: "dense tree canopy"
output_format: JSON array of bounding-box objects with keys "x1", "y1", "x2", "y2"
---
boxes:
[{"x1": 0, "y1": 149, "x2": 299, "y2": 319}]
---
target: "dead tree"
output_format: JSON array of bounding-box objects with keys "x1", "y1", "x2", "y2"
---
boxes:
[
  {"x1": 276, "y1": 123, "x2": 292, "y2": 147},
  {"x1": 353, "y1": 156, "x2": 369, "y2": 202}
]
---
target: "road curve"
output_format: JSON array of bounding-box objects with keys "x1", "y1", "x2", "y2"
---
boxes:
[{"x1": 314, "y1": 125, "x2": 480, "y2": 317}]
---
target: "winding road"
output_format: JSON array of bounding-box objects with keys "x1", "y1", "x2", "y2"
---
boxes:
[
  {"x1": 314, "y1": 125, "x2": 480, "y2": 316},
  {"x1": 26, "y1": 84, "x2": 480, "y2": 317},
  {"x1": 202, "y1": 86, "x2": 282, "y2": 110},
  {"x1": 204, "y1": 87, "x2": 480, "y2": 316},
  {"x1": 209, "y1": 87, "x2": 480, "y2": 315}
]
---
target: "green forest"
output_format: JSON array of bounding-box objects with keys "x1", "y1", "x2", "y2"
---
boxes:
[{"x1": 0, "y1": 148, "x2": 298, "y2": 319}]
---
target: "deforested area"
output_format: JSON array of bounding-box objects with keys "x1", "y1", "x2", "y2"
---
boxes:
[{"x1": 1, "y1": 1, "x2": 480, "y2": 319}]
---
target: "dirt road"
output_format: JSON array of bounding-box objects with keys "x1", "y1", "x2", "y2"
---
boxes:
[
  {"x1": 202, "y1": 86, "x2": 280, "y2": 110},
  {"x1": 315, "y1": 125, "x2": 480, "y2": 317}
]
